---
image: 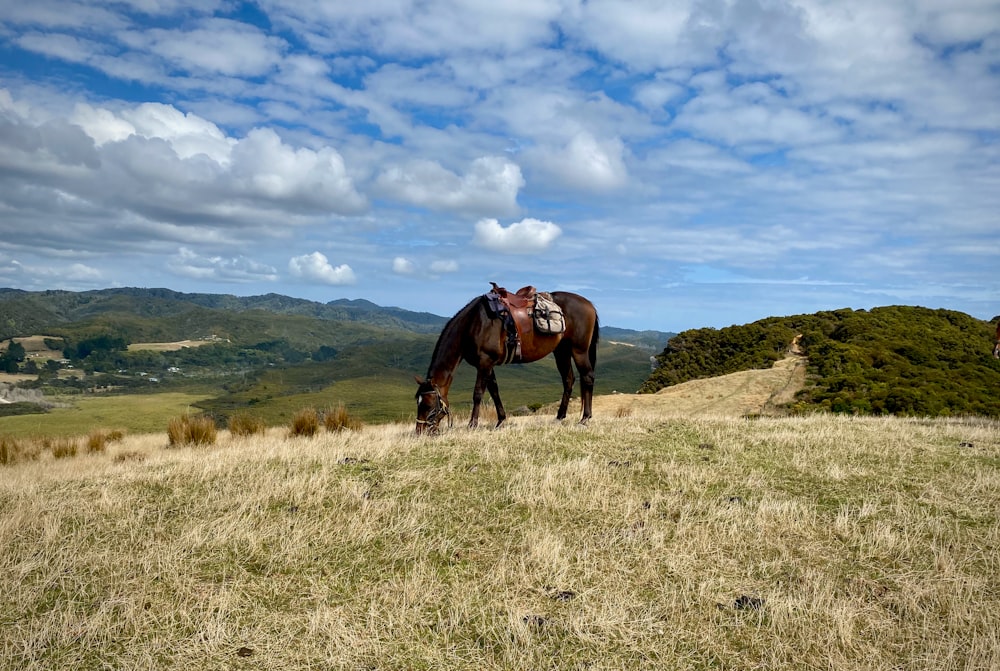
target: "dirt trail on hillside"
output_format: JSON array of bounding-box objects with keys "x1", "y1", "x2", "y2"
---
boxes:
[{"x1": 588, "y1": 350, "x2": 809, "y2": 419}]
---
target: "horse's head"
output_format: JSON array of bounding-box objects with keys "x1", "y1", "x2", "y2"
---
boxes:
[{"x1": 414, "y1": 376, "x2": 449, "y2": 435}]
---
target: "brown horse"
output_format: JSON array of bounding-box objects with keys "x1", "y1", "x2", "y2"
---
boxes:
[{"x1": 415, "y1": 288, "x2": 599, "y2": 434}]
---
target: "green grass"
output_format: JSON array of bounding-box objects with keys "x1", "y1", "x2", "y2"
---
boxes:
[
  {"x1": 0, "y1": 392, "x2": 210, "y2": 438},
  {"x1": 1, "y1": 413, "x2": 997, "y2": 670}
]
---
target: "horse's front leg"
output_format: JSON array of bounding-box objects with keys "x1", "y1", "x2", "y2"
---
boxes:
[
  {"x1": 469, "y1": 368, "x2": 488, "y2": 428},
  {"x1": 484, "y1": 368, "x2": 507, "y2": 428}
]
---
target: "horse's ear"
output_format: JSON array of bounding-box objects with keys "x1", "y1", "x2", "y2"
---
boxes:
[{"x1": 414, "y1": 375, "x2": 425, "y2": 385}]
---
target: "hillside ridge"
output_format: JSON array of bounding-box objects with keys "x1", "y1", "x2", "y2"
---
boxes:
[{"x1": 642, "y1": 306, "x2": 1000, "y2": 417}]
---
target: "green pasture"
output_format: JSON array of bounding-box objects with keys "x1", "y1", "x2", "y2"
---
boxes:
[
  {"x1": 0, "y1": 340, "x2": 654, "y2": 439},
  {"x1": 0, "y1": 392, "x2": 210, "y2": 439}
]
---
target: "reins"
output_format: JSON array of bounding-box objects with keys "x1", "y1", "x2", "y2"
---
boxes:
[{"x1": 416, "y1": 387, "x2": 452, "y2": 434}]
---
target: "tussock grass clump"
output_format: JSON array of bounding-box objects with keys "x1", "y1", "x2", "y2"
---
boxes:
[
  {"x1": 323, "y1": 403, "x2": 363, "y2": 432},
  {"x1": 0, "y1": 434, "x2": 40, "y2": 465},
  {"x1": 615, "y1": 405, "x2": 632, "y2": 418},
  {"x1": 289, "y1": 407, "x2": 320, "y2": 437},
  {"x1": 50, "y1": 437, "x2": 79, "y2": 459},
  {"x1": 86, "y1": 429, "x2": 125, "y2": 454},
  {"x1": 228, "y1": 411, "x2": 267, "y2": 437},
  {"x1": 167, "y1": 413, "x2": 217, "y2": 447}
]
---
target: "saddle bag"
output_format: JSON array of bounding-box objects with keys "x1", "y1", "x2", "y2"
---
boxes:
[{"x1": 533, "y1": 292, "x2": 565, "y2": 334}]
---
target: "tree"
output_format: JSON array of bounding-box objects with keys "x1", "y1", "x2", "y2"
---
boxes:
[{"x1": 5, "y1": 341, "x2": 25, "y2": 362}]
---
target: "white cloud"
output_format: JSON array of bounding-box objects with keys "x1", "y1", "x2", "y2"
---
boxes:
[
  {"x1": 0, "y1": 255, "x2": 102, "y2": 288},
  {"x1": 429, "y1": 259, "x2": 458, "y2": 274},
  {"x1": 376, "y1": 156, "x2": 523, "y2": 215},
  {"x1": 138, "y1": 18, "x2": 286, "y2": 77},
  {"x1": 672, "y1": 76, "x2": 844, "y2": 148},
  {"x1": 392, "y1": 256, "x2": 459, "y2": 277},
  {"x1": 71, "y1": 104, "x2": 136, "y2": 146},
  {"x1": 288, "y1": 252, "x2": 356, "y2": 285},
  {"x1": 531, "y1": 132, "x2": 628, "y2": 191},
  {"x1": 392, "y1": 256, "x2": 416, "y2": 275},
  {"x1": 473, "y1": 218, "x2": 561, "y2": 254},
  {"x1": 231, "y1": 128, "x2": 367, "y2": 212},
  {"x1": 168, "y1": 247, "x2": 278, "y2": 282},
  {"x1": 1, "y1": 97, "x2": 368, "y2": 230},
  {"x1": 15, "y1": 32, "x2": 104, "y2": 65},
  {"x1": 633, "y1": 78, "x2": 686, "y2": 110},
  {"x1": 121, "y1": 103, "x2": 234, "y2": 162},
  {"x1": 264, "y1": 0, "x2": 565, "y2": 56}
]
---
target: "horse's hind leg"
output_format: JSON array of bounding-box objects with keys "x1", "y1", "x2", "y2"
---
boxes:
[
  {"x1": 554, "y1": 346, "x2": 575, "y2": 420},
  {"x1": 572, "y1": 346, "x2": 596, "y2": 425}
]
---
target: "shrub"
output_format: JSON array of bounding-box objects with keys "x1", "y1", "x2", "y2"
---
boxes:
[
  {"x1": 228, "y1": 412, "x2": 267, "y2": 437},
  {"x1": 323, "y1": 403, "x2": 363, "y2": 432},
  {"x1": 289, "y1": 407, "x2": 320, "y2": 437},
  {"x1": 167, "y1": 414, "x2": 218, "y2": 447}
]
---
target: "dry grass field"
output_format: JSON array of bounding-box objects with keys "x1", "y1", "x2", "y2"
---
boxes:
[{"x1": 2, "y1": 399, "x2": 998, "y2": 670}]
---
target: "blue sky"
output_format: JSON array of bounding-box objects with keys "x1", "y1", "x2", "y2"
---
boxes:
[{"x1": 0, "y1": 1, "x2": 998, "y2": 332}]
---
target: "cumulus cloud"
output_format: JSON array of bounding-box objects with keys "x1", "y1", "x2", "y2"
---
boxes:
[
  {"x1": 230, "y1": 128, "x2": 366, "y2": 212},
  {"x1": 531, "y1": 132, "x2": 628, "y2": 191},
  {"x1": 473, "y1": 218, "x2": 561, "y2": 254},
  {"x1": 288, "y1": 252, "x2": 356, "y2": 285},
  {"x1": 0, "y1": 94, "x2": 367, "y2": 258},
  {"x1": 392, "y1": 256, "x2": 417, "y2": 275},
  {"x1": 376, "y1": 156, "x2": 523, "y2": 215},
  {"x1": 168, "y1": 247, "x2": 278, "y2": 282}
]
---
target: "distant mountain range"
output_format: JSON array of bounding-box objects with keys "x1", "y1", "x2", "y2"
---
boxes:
[{"x1": 0, "y1": 287, "x2": 674, "y2": 348}]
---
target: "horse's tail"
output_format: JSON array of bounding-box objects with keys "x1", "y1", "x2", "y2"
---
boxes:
[{"x1": 589, "y1": 315, "x2": 600, "y2": 369}]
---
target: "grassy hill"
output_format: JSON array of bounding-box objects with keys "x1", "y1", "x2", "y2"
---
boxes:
[
  {"x1": 2, "y1": 409, "x2": 998, "y2": 670},
  {"x1": 641, "y1": 306, "x2": 1000, "y2": 417}
]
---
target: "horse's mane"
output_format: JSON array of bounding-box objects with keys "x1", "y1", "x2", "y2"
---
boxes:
[{"x1": 425, "y1": 295, "x2": 486, "y2": 377}]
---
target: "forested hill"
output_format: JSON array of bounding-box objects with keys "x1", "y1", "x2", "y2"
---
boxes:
[
  {"x1": 640, "y1": 306, "x2": 1000, "y2": 417},
  {"x1": 0, "y1": 287, "x2": 447, "y2": 338}
]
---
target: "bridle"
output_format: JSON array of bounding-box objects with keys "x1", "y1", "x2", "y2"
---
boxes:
[{"x1": 416, "y1": 386, "x2": 451, "y2": 434}]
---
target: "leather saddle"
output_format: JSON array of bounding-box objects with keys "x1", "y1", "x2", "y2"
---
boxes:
[
  {"x1": 489, "y1": 282, "x2": 535, "y2": 308},
  {"x1": 487, "y1": 282, "x2": 538, "y2": 363}
]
